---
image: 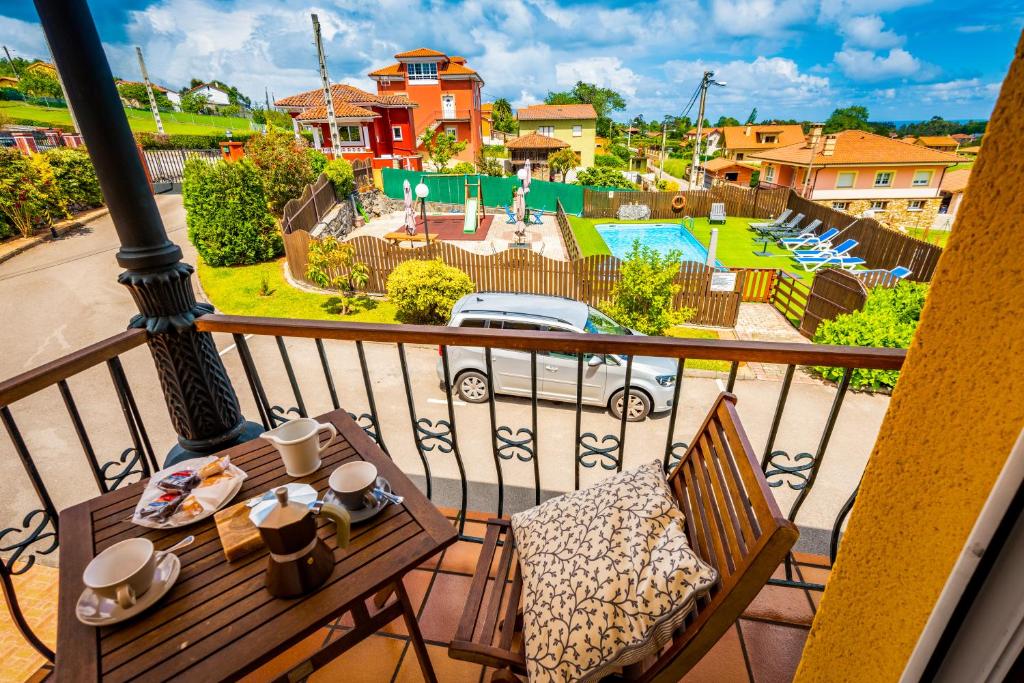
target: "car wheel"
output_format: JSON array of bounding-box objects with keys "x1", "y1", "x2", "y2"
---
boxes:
[
  {"x1": 456, "y1": 371, "x2": 489, "y2": 403},
  {"x1": 609, "y1": 388, "x2": 651, "y2": 421}
]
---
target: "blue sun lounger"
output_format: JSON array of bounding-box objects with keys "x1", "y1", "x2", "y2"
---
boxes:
[
  {"x1": 782, "y1": 227, "x2": 839, "y2": 250},
  {"x1": 793, "y1": 239, "x2": 865, "y2": 271}
]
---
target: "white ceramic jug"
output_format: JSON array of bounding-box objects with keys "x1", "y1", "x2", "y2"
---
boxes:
[{"x1": 261, "y1": 418, "x2": 337, "y2": 477}]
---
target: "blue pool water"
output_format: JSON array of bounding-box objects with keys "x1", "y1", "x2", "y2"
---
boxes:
[{"x1": 595, "y1": 223, "x2": 725, "y2": 268}]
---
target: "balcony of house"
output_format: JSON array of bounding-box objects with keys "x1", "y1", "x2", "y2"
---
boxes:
[{"x1": 0, "y1": 315, "x2": 903, "y2": 681}]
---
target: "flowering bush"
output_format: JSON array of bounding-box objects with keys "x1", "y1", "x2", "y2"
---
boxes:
[
  {"x1": 243, "y1": 128, "x2": 315, "y2": 215},
  {"x1": 0, "y1": 148, "x2": 67, "y2": 238}
]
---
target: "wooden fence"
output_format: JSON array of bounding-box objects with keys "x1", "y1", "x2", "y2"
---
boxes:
[
  {"x1": 352, "y1": 158, "x2": 373, "y2": 192},
  {"x1": 771, "y1": 273, "x2": 811, "y2": 327},
  {"x1": 738, "y1": 268, "x2": 777, "y2": 303},
  {"x1": 141, "y1": 149, "x2": 219, "y2": 183},
  {"x1": 582, "y1": 184, "x2": 788, "y2": 220},
  {"x1": 798, "y1": 268, "x2": 903, "y2": 338},
  {"x1": 786, "y1": 192, "x2": 943, "y2": 281},
  {"x1": 282, "y1": 233, "x2": 745, "y2": 327},
  {"x1": 555, "y1": 199, "x2": 581, "y2": 261},
  {"x1": 281, "y1": 173, "x2": 337, "y2": 235}
]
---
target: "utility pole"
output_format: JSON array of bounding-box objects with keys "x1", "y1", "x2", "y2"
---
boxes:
[
  {"x1": 2, "y1": 46, "x2": 19, "y2": 77},
  {"x1": 688, "y1": 71, "x2": 726, "y2": 190},
  {"x1": 659, "y1": 123, "x2": 667, "y2": 180},
  {"x1": 311, "y1": 14, "x2": 340, "y2": 151},
  {"x1": 43, "y1": 35, "x2": 79, "y2": 133},
  {"x1": 264, "y1": 86, "x2": 271, "y2": 113},
  {"x1": 135, "y1": 46, "x2": 164, "y2": 135},
  {"x1": 802, "y1": 124, "x2": 823, "y2": 197}
]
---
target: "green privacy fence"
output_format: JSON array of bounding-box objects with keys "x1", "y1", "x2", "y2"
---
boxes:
[{"x1": 381, "y1": 168, "x2": 627, "y2": 215}]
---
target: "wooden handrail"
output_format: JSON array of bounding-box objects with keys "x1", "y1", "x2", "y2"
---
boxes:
[
  {"x1": 195, "y1": 314, "x2": 906, "y2": 369},
  {"x1": 0, "y1": 328, "x2": 148, "y2": 407}
]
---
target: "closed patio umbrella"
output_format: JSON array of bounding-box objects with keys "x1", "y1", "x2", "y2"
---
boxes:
[
  {"x1": 403, "y1": 179, "x2": 417, "y2": 235},
  {"x1": 514, "y1": 187, "x2": 527, "y2": 242},
  {"x1": 522, "y1": 159, "x2": 532, "y2": 194}
]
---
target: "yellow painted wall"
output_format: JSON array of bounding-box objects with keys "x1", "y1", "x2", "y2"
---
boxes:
[
  {"x1": 523, "y1": 118, "x2": 596, "y2": 167},
  {"x1": 795, "y1": 32, "x2": 1024, "y2": 681}
]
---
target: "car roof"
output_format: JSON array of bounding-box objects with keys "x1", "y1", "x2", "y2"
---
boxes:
[{"x1": 451, "y1": 292, "x2": 590, "y2": 329}]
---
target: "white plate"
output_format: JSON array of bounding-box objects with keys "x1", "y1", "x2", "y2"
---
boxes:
[
  {"x1": 133, "y1": 457, "x2": 246, "y2": 529},
  {"x1": 76, "y1": 553, "x2": 181, "y2": 626}
]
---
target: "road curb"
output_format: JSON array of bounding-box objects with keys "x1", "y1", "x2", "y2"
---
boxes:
[{"x1": 0, "y1": 206, "x2": 111, "y2": 266}]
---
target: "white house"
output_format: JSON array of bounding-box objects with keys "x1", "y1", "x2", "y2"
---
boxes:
[{"x1": 186, "y1": 82, "x2": 233, "y2": 109}]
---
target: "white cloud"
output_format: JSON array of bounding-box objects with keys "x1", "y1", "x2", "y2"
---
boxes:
[
  {"x1": 555, "y1": 57, "x2": 643, "y2": 98},
  {"x1": 709, "y1": 0, "x2": 812, "y2": 37},
  {"x1": 834, "y1": 47, "x2": 938, "y2": 82},
  {"x1": 839, "y1": 15, "x2": 904, "y2": 50},
  {"x1": 818, "y1": 0, "x2": 929, "y2": 23},
  {"x1": 955, "y1": 25, "x2": 995, "y2": 34},
  {"x1": 0, "y1": 16, "x2": 49, "y2": 64}
]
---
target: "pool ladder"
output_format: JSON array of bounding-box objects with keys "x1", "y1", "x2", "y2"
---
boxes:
[{"x1": 680, "y1": 215, "x2": 695, "y2": 233}]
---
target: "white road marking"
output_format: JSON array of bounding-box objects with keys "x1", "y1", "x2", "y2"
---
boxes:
[
  {"x1": 716, "y1": 378, "x2": 726, "y2": 391},
  {"x1": 219, "y1": 334, "x2": 254, "y2": 357},
  {"x1": 428, "y1": 397, "x2": 466, "y2": 407}
]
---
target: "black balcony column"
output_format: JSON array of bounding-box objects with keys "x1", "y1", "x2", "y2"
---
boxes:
[{"x1": 34, "y1": 0, "x2": 261, "y2": 463}]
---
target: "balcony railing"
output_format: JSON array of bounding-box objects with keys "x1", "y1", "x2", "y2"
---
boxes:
[{"x1": 0, "y1": 314, "x2": 904, "y2": 663}]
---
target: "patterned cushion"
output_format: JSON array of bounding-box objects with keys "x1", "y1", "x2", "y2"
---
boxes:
[{"x1": 510, "y1": 460, "x2": 718, "y2": 683}]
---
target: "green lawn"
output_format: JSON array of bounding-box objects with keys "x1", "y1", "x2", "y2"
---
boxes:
[
  {"x1": 661, "y1": 158, "x2": 689, "y2": 179},
  {"x1": 1, "y1": 101, "x2": 255, "y2": 135},
  {"x1": 198, "y1": 259, "x2": 399, "y2": 323},
  {"x1": 905, "y1": 226, "x2": 950, "y2": 248},
  {"x1": 947, "y1": 161, "x2": 974, "y2": 172},
  {"x1": 567, "y1": 215, "x2": 813, "y2": 280},
  {"x1": 664, "y1": 326, "x2": 732, "y2": 372}
]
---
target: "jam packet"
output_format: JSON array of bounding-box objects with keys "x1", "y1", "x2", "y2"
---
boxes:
[{"x1": 138, "y1": 491, "x2": 183, "y2": 521}]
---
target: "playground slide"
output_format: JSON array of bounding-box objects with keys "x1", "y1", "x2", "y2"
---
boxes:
[{"x1": 463, "y1": 197, "x2": 479, "y2": 234}]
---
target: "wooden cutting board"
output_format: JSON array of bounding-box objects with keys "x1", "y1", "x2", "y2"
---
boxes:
[{"x1": 214, "y1": 501, "x2": 264, "y2": 562}]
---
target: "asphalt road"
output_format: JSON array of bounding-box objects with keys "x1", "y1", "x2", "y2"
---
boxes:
[{"x1": 0, "y1": 194, "x2": 891, "y2": 555}]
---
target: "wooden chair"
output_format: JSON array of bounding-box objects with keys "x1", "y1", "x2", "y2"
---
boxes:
[{"x1": 448, "y1": 393, "x2": 799, "y2": 682}]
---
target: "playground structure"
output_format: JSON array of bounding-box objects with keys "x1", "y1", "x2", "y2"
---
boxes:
[{"x1": 463, "y1": 176, "x2": 484, "y2": 234}]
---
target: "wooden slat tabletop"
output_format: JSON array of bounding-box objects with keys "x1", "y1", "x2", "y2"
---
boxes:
[{"x1": 55, "y1": 410, "x2": 457, "y2": 682}]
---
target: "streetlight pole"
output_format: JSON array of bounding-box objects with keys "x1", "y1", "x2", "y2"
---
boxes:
[
  {"x1": 33, "y1": 0, "x2": 259, "y2": 463},
  {"x1": 415, "y1": 181, "x2": 431, "y2": 244}
]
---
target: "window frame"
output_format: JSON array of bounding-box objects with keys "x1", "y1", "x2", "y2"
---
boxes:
[
  {"x1": 907, "y1": 199, "x2": 926, "y2": 212},
  {"x1": 870, "y1": 200, "x2": 889, "y2": 211},
  {"x1": 572, "y1": 125, "x2": 582, "y2": 137},
  {"x1": 832, "y1": 201, "x2": 850, "y2": 211},
  {"x1": 763, "y1": 164, "x2": 775, "y2": 182},
  {"x1": 835, "y1": 170, "x2": 858, "y2": 189},
  {"x1": 873, "y1": 170, "x2": 896, "y2": 187},
  {"x1": 537, "y1": 125, "x2": 555, "y2": 137},
  {"x1": 391, "y1": 125, "x2": 403, "y2": 141},
  {"x1": 444, "y1": 125, "x2": 458, "y2": 139},
  {"x1": 407, "y1": 62, "x2": 438, "y2": 82},
  {"x1": 912, "y1": 169, "x2": 934, "y2": 187},
  {"x1": 337, "y1": 125, "x2": 364, "y2": 146}
]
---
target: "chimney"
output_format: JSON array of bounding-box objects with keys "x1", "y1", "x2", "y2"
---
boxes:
[
  {"x1": 744, "y1": 123, "x2": 752, "y2": 136},
  {"x1": 822, "y1": 134, "x2": 837, "y2": 156}
]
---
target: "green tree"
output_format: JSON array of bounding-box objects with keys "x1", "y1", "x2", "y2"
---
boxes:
[
  {"x1": 305, "y1": 237, "x2": 370, "y2": 315},
  {"x1": 824, "y1": 106, "x2": 872, "y2": 133},
  {"x1": 182, "y1": 156, "x2": 282, "y2": 266},
  {"x1": 490, "y1": 97, "x2": 517, "y2": 134},
  {"x1": 17, "y1": 69, "x2": 61, "y2": 98},
  {"x1": 598, "y1": 240, "x2": 694, "y2": 335},
  {"x1": 306, "y1": 148, "x2": 328, "y2": 176},
  {"x1": 547, "y1": 148, "x2": 578, "y2": 180},
  {"x1": 476, "y1": 151, "x2": 504, "y2": 177},
  {"x1": 544, "y1": 81, "x2": 626, "y2": 137},
  {"x1": 116, "y1": 82, "x2": 172, "y2": 109},
  {"x1": 573, "y1": 166, "x2": 638, "y2": 189},
  {"x1": 419, "y1": 130, "x2": 467, "y2": 172},
  {"x1": 715, "y1": 116, "x2": 741, "y2": 127},
  {"x1": 243, "y1": 128, "x2": 315, "y2": 215},
  {"x1": 180, "y1": 90, "x2": 209, "y2": 114},
  {"x1": 323, "y1": 158, "x2": 355, "y2": 195},
  {"x1": 0, "y1": 56, "x2": 31, "y2": 79}
]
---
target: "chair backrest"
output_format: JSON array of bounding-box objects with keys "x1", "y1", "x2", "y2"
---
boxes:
[
  {"x1": 798, "y1": 218, "x2": 822, "y2": 235},
  {"x1": 816, "y1": 227, "x2": 840, "y2": 241},
  {"x1": 891, "y1": 266, "x2": 912, "y2": 278},
  {"x1": 636, "y1": 393, "x2": 798, "y2": 683},
  {"x1": 773, "y1": 208, "x2": 793, "y2": 225},
  {"x1": 783, "y1": 212, "x2": 804, "y2": 228},
  {"x1": 831, "y1": 238, "x2": 858, "y2": 255},
  {"x1": 711, "y1": 202, "x2": 725, "y2": 215}
]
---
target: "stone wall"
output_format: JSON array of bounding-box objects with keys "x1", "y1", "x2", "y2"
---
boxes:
[{"x1": 814, "y1": 197, "x2": 941, "y2": 233}]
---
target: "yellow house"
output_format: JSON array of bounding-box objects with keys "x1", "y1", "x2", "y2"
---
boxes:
[
  {"x1": 516, "y1": 103, "x2": 597, "y2": 167},
  {"x1": 26, "y1": 61, "x2": 59, "y2": 79},
  {"x1": 480, "y1": 102, "x2": 493, "y2": 138}
]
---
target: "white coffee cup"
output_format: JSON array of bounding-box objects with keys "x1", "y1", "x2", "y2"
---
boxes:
[
  {"x1": 329, "y1": 461, "x2": 379, "y2": 509},
  {"x1": 261, "y1": 418, "x2": 338, "y2": 477},
  {"x1": 83, "y1": 538, "x2": 159, "y2": 610}
]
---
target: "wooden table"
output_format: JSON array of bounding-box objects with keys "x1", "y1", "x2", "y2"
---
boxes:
[
  {"x1": 383, "y1": 231, "x2": 439, "y2": 246},
  {"x1": 55, "y1": 410, "x2": 457, "y2": 682}
]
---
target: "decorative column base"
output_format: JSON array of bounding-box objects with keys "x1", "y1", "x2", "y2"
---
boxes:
[{"x1": 119, "y1": 262, "x2": 262, "y2": 466}]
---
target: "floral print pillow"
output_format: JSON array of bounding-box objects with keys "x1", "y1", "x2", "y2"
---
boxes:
[{"x1": 510, "y1": 460, "x2": 718, "y2": 683}]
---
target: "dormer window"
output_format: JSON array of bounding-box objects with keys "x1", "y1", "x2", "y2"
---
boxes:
[
  {"x1": 759, "y1": 134, "x2": 777, "y2": 144},
  {"x1": 407, "y1": 62, "x2": 438, "y2": 81}
]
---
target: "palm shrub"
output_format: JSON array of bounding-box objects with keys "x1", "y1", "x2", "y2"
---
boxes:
[
  {"x1": 0, "y1": 148, "x2": 66, "y2": 237},
  {"x1": 812, "y1": 282, "x2": 929, "y2": 390},
  {"x1": 386, "y1": 260, "x2": 474, "y2": 324},
  {"x1": 547, "y1": 148, "x2": 578, "y2": 180},
  {"x1": 243, "y1": 128, "x2": 314, "y2": 215},
  {"x1": 305, "y1": 237, "x2": 370, "y2": 315},
  {"x1": 45, "y1": 148, "x2": 103, "y2": 211},
  {"x1": 323, "y1": 158, "x2": 354, "y2": 196},
  {"x1": 598, "y1": 240, "x2": 693, "y2": 335},
  {"x1": 182, "y1": 157, "x2": 282, "y2": 266}
]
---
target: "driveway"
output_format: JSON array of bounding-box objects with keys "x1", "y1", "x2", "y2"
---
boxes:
[{"x1": 0, "y1": 194, "x2": 891, "y2": 556}]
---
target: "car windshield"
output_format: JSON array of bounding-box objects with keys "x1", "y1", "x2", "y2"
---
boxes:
[{"x1": 584, "y1": 307, "x2": 629, "y2": 335}]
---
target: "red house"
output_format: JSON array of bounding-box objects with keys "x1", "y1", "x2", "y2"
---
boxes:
[
  {"x1": 275, "y1": 84, "x2": 422, "y2": 170},
  {"x1": 368, "y1": 48, "x2": 484, "y2": 164}
]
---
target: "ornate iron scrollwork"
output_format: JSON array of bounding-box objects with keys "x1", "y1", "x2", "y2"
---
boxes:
[
  {"x1": 413, "y1": 417, "x2": 454, "y2": 454},
  {"x1": 577, "y1": 432, "x2": 621, "y2": 470},
  {"x1": 764, "y1": 450, "x2": 816, "y2": 489},
  {"x1": 495, "y1": 426, "x2": 535, "y2": 463},
  {"x1": 269, "y1": 405, "x2": 302, "y2": 426},
  {"x1": 664, "y1": 440, "x2": 690, "y2": 472},
  {"x1": 347, "y1": 412, "x2": 382, "y2": 445},
  {"x1": 101, "y1": 447, "x2": 149, "y2": 490},
  {"x1": 0, "y1": 509, "x2": 58, "y2": 575}
]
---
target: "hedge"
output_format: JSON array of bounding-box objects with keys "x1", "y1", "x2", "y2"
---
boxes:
[{"x1": 135, "y1": 130, "x2": 314, "y2": 150}]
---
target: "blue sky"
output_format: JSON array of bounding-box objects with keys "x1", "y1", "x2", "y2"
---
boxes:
[{"x1": 1, "y1": 0, "x2": 1019, "y2": 122}]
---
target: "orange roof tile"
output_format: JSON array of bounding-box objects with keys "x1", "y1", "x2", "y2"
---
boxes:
[
  {"x1": 517, "y1": 104, "x2": 597, "y2": 121},
  {"x1": 368, "y1": 63, "x2": 403, "y2": 77},
  {"x1": 505, "y1": 132, "x2": 569, "y2": 150},
  {"x1": 395, "y1": 48, "x2": 446, "y2": 58},
  {"x1": 295, "y1": 103, "x2": 378, "y2": 120},
  {"x1": 275, "y1": 84, "x2": 413, "y2": 109},
  {"x1": 940, "y1": 168, "x2": 970, "y2": 193},
  {"x1": 916, "y1": 135, "x2": 959, "y2": 147},
  {"x1": 749, "y1": 130, "x2": 964, "y2": 166},
  {"x1": 369, "y1": 60, "x2": 479, "y2": 79},
  {"x1": 703, "y1": 157, "x2": 756, "y2": 172},
  {"x1": 721, "y1": 124, "x2": 805, "y2": 151}
]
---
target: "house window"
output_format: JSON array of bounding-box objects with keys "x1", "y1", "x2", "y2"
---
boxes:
[
  {"x1": 724, "y1": 172, "x2": 739, "y2": 181},
  {"x1": 735, "y1": 152, "x2": 745, "y2": 160},
  {"x1": 912, "y1": 170, "x2": 933, "y2": 186},
  {"x1": 835, "y1": 171, "x2": 856, "y2": 188},
  {"x1": 870, "y1": 201, "x2": 889, "y2": 211},
  {"x1": 445, "y1": 126, "x2": 458, "y2": 139},
  {"x1": 537, "y1": 126, "x2": 554, "y2": 136},
  {"x1": 763, "y1": 164, "x2": 775, "y2": 182},
  {"x1": 832, "y1": 201, "x2": 850, "y2": 210},
  {"x1": 572, "y1": 125, "x2": 582, "y2": 137},
  {"x1": 874, "y1": 171, "x2": 894, "y2": 187},
  {"x1": 761, "y1": 134, "x2": 777, "y2": 144},
  {"x1": 392, "y1": 126, "x2": 403, "y2": 141},
  {"x1": 407, "y1": 62, "x2": 438, "y2": 81},
  {"x1": 907, "y1": 200, "x2": 925, "y2": 212},
  {"x1": 337, "y1": 125, "x2": 362, "y2": 144}
]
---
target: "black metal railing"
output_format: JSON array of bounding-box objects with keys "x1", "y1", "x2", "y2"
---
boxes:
[{"x1": 0, "y1": 315, "x2": 906, "y2": 660}]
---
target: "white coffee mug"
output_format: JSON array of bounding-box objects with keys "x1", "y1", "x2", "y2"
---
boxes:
[
  {"x1": 261, "y1": 418, "x2": 338, "y2": 477},
  {"x1": 83, "y1": 537, "x2": 158, "y2": 610}
]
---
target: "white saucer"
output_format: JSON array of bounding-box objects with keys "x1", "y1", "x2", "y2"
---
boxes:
[{"x1": 76, "y1": 552, "x2": 181, "y2": 626}]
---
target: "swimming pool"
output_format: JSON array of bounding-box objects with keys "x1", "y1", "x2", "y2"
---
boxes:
[{"x1": 595, "y1": 223, "x2": 725, "y2": 268}]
